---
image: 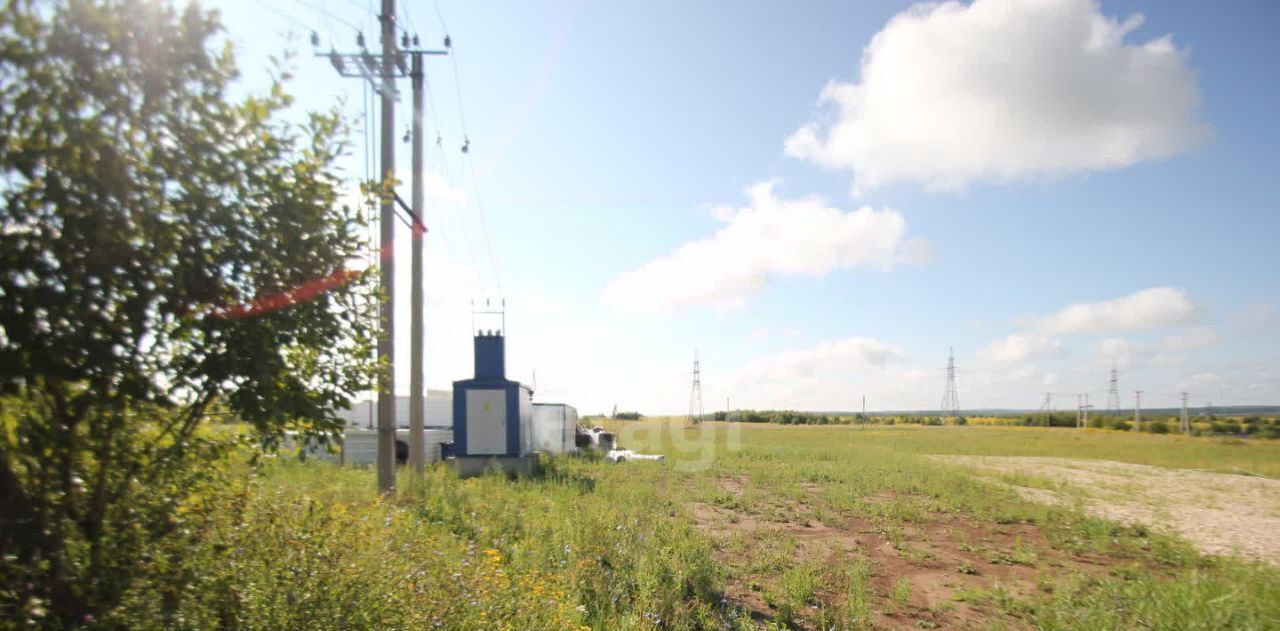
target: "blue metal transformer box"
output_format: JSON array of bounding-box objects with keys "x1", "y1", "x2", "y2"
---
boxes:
[{"x1": 452, "y1": 331, "x2": 533, "y2": 458}]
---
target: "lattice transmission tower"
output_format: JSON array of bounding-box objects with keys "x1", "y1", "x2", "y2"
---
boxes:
[
  {"x1": 941, "y1": 347, "x2": 960, "y2": 420},
  {"x1": 688, "y1": 351, "x2": 704, "y2": 424},
  {"x1": 1106, "y1": 362, "x2": 1121, "y2": 416}
]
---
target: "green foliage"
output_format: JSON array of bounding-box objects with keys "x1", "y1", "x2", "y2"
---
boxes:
[
  {"x1": 105, "y1": 457, "x2": 721, "y2": 629},
  {"x1": 0, "y1": 1, "x2": 373, "y2": 624},
  {"x1": 889, "y1": 576, "x2": 913, "y2": 610}
]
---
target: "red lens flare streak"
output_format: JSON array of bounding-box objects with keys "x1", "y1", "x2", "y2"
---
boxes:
[{"x1": 209, "y1": 219, "x2": 426, "y2": 320}]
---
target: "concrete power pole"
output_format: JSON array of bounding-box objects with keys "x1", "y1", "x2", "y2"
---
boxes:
[
  {"x1": 1133, "y1": 390, "x2": 1143, "y2": 433},
  {"x1": 408, "y1": 51, "x2": 425, "y2": 479},
  {"x1": 320, "y1": 5, "x2": 448, "y2": 493},
  {"x1": 375, "y1": 0, "x2": 399, "y2": 495},
  {"x1": 1079, "y1": 394, "x2": 1092, "y2": 429}
]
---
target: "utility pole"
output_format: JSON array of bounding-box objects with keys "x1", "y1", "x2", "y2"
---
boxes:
[
  {"x1": 1040, "y1": 392, "x2": 1053, "y2": 426},
  {"x1": 1133, "y1": 390, "x2": 1143, "y2": 433},
  {"x1": 1180, "y1": 392, "x2": 1190, "y2": 434},
  {"x1": 320, "y1": 6, "x2": 447, "y2": 494},
  {"x1": 375, "y1": 0, "x2": 399, "y2": 495},
  {"x1": 408, "y1": 51, "x2": 426, "y2": 479},
  {"x1": 1079, "y1": 394, "x2": 1092, "y2": 429}
]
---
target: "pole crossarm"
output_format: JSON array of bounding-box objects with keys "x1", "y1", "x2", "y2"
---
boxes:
[{"x1": 318, "y1": 50, "x2": 448, "y2": 97}]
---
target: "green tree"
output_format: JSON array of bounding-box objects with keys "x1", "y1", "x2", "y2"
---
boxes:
[{"x1": 0, "y1": 0, "x2": 374, "y2": 624}]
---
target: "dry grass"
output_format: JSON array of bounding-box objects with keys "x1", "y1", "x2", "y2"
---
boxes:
[{"x1": 937, "y1": 455, "x2": 1280, "y2": 565}]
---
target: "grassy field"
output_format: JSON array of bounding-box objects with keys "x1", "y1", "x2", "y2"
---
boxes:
[{"x1": 108, "y1": 423, "x2": 1280, "y2": 629}]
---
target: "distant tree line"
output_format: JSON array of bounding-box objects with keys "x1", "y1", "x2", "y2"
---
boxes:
[
  {"x1": 711, "y1": 409, "x2": 1280, "y2": 438},
  {"x1": 717, "y1": 410, "x2": 963, "y2": 426}
]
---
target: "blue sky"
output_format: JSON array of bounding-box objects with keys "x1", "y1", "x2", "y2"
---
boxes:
[{"x1": 213, "y1": 0, "x2": 1280, "y2": 414}]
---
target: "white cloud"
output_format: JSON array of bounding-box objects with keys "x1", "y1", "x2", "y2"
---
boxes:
[
  {"x1": 1091, "y1": 326, "x2": 1213, "y2": 368},
  {"x1": 726, "y1": 336, "x2": 912, "y2": 410},
  {"x1": 1095, "y1": 337, "x2": 1148, "y2": 366},
  {"x1": 785, "y1": 0, "x2": 1207, "y2": 193},
  {"x1": 1161, "y1": 326, "x2": 1217, "y2": 350},
  {"x1": 748, "y1": 327, "x2": 771, "y2": 341},
  {"x1": 977, "y1": 332, "x2": 1065, "y2": 363},
  {"x1": 603, "y1": 180, "x2": 925, "y2": 313},
  {"x1": 1029, "y1": 287, "x2": 1197, "y2": 334},
  {"x1": 737, "y1": 336, "x2": 902, "y2": 382}
]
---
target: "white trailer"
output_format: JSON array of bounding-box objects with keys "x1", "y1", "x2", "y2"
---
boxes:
[
  {"x1": 283, "y1": 428, "x2": 453, "y2": 466},
  {"x1": 531, "y1": 403, "x2": 578, "y2": 454}
]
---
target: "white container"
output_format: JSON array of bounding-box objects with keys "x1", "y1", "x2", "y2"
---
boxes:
[
  {"x1": 531, "y1": 403, "x2": 579, "y2": 454},
  {"x1": 334, "y1": 428, "x2": 454, "y2": 466},
  {"x1": 334, "y1": 391, "x2": 454, "y2": 429}
]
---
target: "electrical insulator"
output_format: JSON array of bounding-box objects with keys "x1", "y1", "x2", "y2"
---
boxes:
[
  {"x1": 310, "y1": 31, "x2": 319, "y2": 47},
  {"x1": 401, "y1": 33, "x2": 409, "y2": 48},
  {"x1": 444, "y1": 35, "x2": 452, "y2": 48},
  {"x1": 357, "y1": 32, "x2": 365, "y2": 48}
]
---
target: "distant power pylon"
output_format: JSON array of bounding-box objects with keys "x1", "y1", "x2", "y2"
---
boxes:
[
  {"x1": 688, "y1": 351, "x2": 704, "y2": 424},
  {"x1": 941, "y1": 347, "x2": 960, "y2": 420},
  {"x1": 1133, "y1": 390, "x2": 1144, "y2": 433},
  {"x1": 1106, "y1": 362, "x2": 1121, "y2": 416},
  {"x1": 1180, "y1": 392, "x2": 1191, "y2": 434},
  {"x1": 1040, "y1": 392, "x2": 1053, "y2": 426},
  {"x1": 1078, "y1": 393, "x2": 1092, "y2": 429}
]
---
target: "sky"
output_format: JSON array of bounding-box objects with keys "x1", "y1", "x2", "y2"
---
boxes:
[{"x1": 211, "y1": 0, "x2": 1280, "y2": 415}]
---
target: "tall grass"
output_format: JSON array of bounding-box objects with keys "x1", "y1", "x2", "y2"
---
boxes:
[{"x1": 96, "y1": 422, "x2": 1280, "y2": 629}]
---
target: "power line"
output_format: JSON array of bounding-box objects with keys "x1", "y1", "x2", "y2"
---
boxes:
[
  {"x1": 259, "y1": 0, "x2": 322, "y2": 34},
  {"x1": 287, "y1": 0, "x2": 363, "y2": 32},
  {"x1": 421, "y1": 80, "x2": 487, "y2": 293},
  {"x1": 425, "y1": 1, "x2": 503, "y2": 293}
]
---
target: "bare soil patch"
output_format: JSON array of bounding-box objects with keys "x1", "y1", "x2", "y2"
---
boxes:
[
  {"x1": 936, "y1": 456, "x2": 1280, "y2": 566},
  {"x1": 689, "y1": 476, "x2": 1116, "y2": 630}
]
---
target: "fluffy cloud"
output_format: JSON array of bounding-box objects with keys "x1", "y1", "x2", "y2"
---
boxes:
[
  {"x1": 977, "y1": 332, "x2": 1065, "y2": 363},
  {"x1": 603, "y1": 181, "x2": 925, "y2": 313},
  {"x1": 726, "y1": 336, "x2": 912, "y2": 409},
  {"x1": 1029, "y1": 287, "x2": 1197, "y2": 334},
  {"x1": 737, "y1": 336, "x2": 903, "y2": 382},
  {"x1": 1092, "y1": 326, "x2": 1214, "y2": 367},
  {"x1": 785, "y1": 0, "x2": 1207, "y2": 193},
  {"x1": 1161, "y1": 326, "x2": 1217, "y2": 350}
]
